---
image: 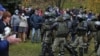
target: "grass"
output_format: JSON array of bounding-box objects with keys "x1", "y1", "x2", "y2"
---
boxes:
[
  {"x1": 9, "y1": 1, "x2": 98, "y2": 55},
  {"x1": 9, "y1": 41, "x2": 41, "y2": 56},
  {"x1": 9, "y1": 39, "x2": 96, "y2": 56}
]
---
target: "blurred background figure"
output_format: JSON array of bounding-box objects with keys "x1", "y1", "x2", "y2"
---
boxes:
[
  {"x1": 0, "y1": 4, "x2": 5, "y2": 19},
  {"x1": 10, "y1": 9, "x2": 20, "y2": 37},
  {"x1": 18, "y1": 13, "x2": 28, "y2": 42},
  {"x1": 30, "y1": 9, "x2": 42, "y2": 43},
  {"x1": 0, "y1": 11, "x2": 21, "y2": 56}
]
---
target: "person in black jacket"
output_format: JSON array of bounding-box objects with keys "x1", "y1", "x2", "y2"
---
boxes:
[{"x1": 0, "y1": 11, "x2": 21, "y2": 56}]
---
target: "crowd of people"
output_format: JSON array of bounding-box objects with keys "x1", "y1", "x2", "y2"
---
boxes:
[{"x1": 0, "y1": 3, "x2": 100, "y2": 56}]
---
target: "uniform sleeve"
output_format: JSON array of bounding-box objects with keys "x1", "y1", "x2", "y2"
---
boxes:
[{"x1": 51, "y1": 22, "x2": 58, "y2": 30}]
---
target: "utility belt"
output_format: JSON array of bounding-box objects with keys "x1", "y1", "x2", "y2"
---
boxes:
[
  {"x1": 56, "y1": 34, "x2": 68, "y2": 37},
  {"x1": 76, "y1": 31, "x2": 87, "y2": 36}
]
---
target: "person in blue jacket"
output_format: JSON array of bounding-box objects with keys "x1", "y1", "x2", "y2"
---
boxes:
[
  {"x1": 30, "y1": 9, "x2": 43, "y2": 43},
  {"x1": 0, "y1": 11, "x2": 21, "y2": 56}
]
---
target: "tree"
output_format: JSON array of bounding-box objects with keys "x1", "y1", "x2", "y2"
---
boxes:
[
  {"x1": 84, "y1": 0, "x2": 100, "y2": 13},
  {"x1": 52, "y1": 0, "x2": 66, "y2": 8}
]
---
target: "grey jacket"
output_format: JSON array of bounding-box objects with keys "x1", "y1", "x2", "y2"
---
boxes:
[{"x1": 11, "y1": 14, "x2": 21, "y2": 26}]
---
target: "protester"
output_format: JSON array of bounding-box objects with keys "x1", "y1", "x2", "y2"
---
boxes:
[
  {"x1": 25, "y1": 7, "x2": 33, "y2": 39},
  {"x1": 10, "y1": 9, "x2": 20, "y2": 36},
  {"x1": 0, "y1": 11, "x2": 21, "y2": 56},
  {"x1": 30, "y1": 9, "x2": 42, "y2": 43},
  {"x1": 18, "y1": 13, "x2": 28, "y2": 42}
]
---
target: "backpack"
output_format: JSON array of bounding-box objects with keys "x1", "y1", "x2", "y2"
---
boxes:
[{"x1": 56, "y1": 21, "x2": 68, "y2": 37}]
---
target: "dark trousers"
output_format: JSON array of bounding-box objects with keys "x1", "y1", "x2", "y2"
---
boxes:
[
  {"x1": 27, "y1": 26, "x2": 32, "y2": 39},
  {"x1": 40, "y1": 42, "x2": 54, "y2": 56},
  {"x1": 71, "y1": 33, "x2": 76, "y2": 42}
]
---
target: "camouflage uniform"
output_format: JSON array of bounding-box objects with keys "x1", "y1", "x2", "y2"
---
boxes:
[
  {"x1": 40, "y1": 17, "x2": 56, "y2": 56},
  {"x1": 52, "y1": 16, "x2": 77, "y2": 56},
  {"x1": 71, "y1": 20, "x2": 88, "y2": 56},
  {"x1": 94, "y1": 21, "x2": 100, "y2": 56}
]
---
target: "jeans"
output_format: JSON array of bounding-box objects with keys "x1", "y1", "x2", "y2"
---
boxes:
[{"x1": 31, "y1": 28, "x2": 41, "y2": 42}]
